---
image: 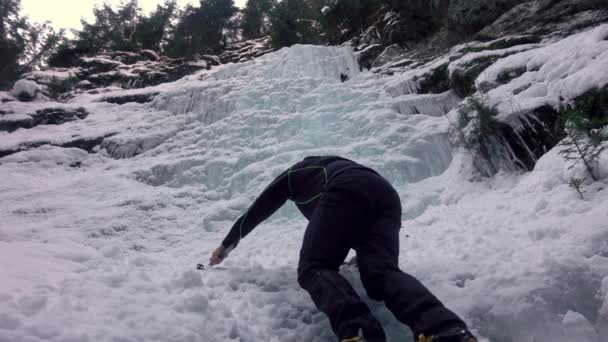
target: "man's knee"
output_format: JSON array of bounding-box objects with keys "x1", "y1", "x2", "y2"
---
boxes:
[
  {"x1": 297, "y1": 262, "x2": 321, "y2": 289},
  {"x1": 359, "y1": 260, "x2": 399, "y2": 301},
  {"x1": 360, "y1": 270, "x2": 385, "y2": 301}
]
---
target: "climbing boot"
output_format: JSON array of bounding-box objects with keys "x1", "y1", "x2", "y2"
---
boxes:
[
  {"x1": 417, "y1": 327, "x2": 478, "y2": 342},
  {"x1": 341, "y1": 328, "x2": 365, "y2": 342}
]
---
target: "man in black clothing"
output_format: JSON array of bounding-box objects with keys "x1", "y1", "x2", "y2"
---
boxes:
[{"x1": 210, "y1": 156, "x2": 477, "y2": 342}]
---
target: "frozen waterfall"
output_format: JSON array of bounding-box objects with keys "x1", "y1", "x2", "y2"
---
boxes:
[{"x1": 1, "y1": 32, "x2": 608, "y2": 342}]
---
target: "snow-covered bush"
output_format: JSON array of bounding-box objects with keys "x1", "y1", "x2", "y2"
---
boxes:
[
  {"x1": 558, "y1": 105, "x2": 608, "y2": 181},
  {"x1": 453, "y1": 94, "x2": 500, "y2": 152},
  {"x1": 445, "y1": 93, "x2": 505, "y2": 176}
]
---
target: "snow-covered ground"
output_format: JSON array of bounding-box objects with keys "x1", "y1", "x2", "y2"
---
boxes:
[{"x1": 1, "y1": 26, "x2": 608, "y2": 342}]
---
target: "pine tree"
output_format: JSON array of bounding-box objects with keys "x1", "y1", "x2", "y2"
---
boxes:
[
  {"x1": 135, "y1": 0, "x2": 178, "y2": 51},
  {"x1": 242, "y1": 0, "x2": 276, "y2": 39},
  {"x1": 75, "y1": 0, "x2": 142, "y2": 53},
  {"x1": 559, "y1": 109, "x2": 607, "y2": 181},
  {"x1": 268, "y1": 0, "x2": 321, "y2": 48},
  {"x1": 165, "y1": 0, "x2": 237, "y2": 57},
  {"x1": 0, "y1": 0, "x2": 64, "y2": 89},
  {"x1": 320, "y1": 0, "x2": 381, "y2": 43},
  {"x1": 49, "y1": 0, "x2": 178, "y2": 66}
]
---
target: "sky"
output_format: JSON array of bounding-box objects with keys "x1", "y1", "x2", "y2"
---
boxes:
[{"x1": 21, "y1": 0, "x2": 247, "y2": 32}]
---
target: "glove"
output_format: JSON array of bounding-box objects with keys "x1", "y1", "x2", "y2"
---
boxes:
[{"x1": 209, "y1": 244, "x2": 235, "y2": 266}]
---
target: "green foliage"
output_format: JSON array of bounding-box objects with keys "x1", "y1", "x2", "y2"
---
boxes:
[
  {"x1": 165, "y1": 0, "x2": 238, "y2": 57},
  {"x1": 134, "y1": 0, "x2": 178, "y2": 51},
  {"x1": 558, "y1": 106, "x2": 608, "y2": 181},
  {"x1": 0, "y1": 0, "x2": 64, "y2": 89},
  {"x1": 269, "y1": 0, "x2": 322, "y2": 48},
  {"x1": 224, "y1": 11, "x2": 244, "y2": 46},
  {"x1": 443, "y1": 93, "x2": 502, "y2": 176},
  {"x1": 48, "y1": 0, "x2": 177, "y2": 66},
  {"x1": 75, "y1": 0, "x2": 143, "y2": 53},
  {"x1": 47, "y1": 43, "x2": 94, "y2": 68},
  {"x1": 456, "y1": 93, "x2": 500, "y2": 150},
  {"x1": 46, "y1": 76, "x2": 80, "y2": 101},
  {"x1": 242, "y1": 0, "x2": 276, "y2": 39}
]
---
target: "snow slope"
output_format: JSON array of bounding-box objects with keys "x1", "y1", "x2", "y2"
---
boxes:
[{"x1": 1, "y1": 27, "x2": 608, "y2": 342}]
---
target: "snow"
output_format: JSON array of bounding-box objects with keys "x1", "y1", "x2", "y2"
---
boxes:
[
  {"x1": 1, "y1": 26, "x2": 608, "y2": 342},
  {"x1": 10, "y1": 80, "x2": 40, "y2": 100}
]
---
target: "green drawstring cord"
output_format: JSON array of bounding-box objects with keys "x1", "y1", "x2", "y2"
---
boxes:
[
  {"x1": 288, "y1": 166, "x2": 328, "y2": 205},
  {"x1": 238, "y1": 165, "x2": 329, "y2": 242}
]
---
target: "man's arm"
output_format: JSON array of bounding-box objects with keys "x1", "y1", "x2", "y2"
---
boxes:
[{"x1": 214, "y1": 169, "x2": 291, "y2": 262}]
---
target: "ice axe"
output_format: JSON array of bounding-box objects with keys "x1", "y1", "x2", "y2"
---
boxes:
[{"x1": 196, "y1": 244, "x2": 235, "y2": 270}]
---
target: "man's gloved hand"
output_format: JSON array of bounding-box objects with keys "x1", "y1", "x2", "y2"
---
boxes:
[{"x1": 210, "y1": 245, "x2": 225, "y2": 266}]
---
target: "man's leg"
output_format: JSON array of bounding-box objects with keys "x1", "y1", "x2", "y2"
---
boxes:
[
  {"x1": 298, "y1": 188, "x2": 386, "y2": 341},
  {"x1": 355, "y1": 208, "x2": 467, "y2": 338}
]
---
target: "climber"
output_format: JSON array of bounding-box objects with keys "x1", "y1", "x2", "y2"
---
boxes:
[{"x1": 209, "y1": 155, "x2": 478, "y2": 342}]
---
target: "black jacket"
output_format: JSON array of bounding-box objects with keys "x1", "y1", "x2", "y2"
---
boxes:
[{"x1": 221, "y1": 156, "x2": 377, "y2": 248}]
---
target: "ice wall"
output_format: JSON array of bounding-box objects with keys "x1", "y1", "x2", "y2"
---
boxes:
[{"x1": 142, "y1": 44, "x2": 454, "y2": 201}]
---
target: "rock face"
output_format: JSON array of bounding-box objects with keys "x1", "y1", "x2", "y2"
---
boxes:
[
  {"x1": 0, "y1": 107, "x2": 89, "y2": 133},
  {"x1": 0, "y1": 136, "x2": 107, "y2": 159},
  {"x1": 474, "y1": 105, "x2": 564, "y2": 175},
  {"x1": 354, "y1": 0, "x2": 608, "y2": 67},
  {"x1": 15, "y1": 38, "x2": 275, "y2": 103},
  {"x1": 447, "y1": 0, "x2": 523, "y2": 44},
  {"x1": 219, "y1": 37, "x2": 275, "y2": 63},
  {"x1": 31, "y1": 107, "x2": 88, "y2": 126},
  {"x1": 479, "y1": 0, "x2": 608, "y2": 39},
  {"x1": 475, "y1": 87, "x2": 608, "y2": 176},
  {"x1": 101, "y1": 93, "x2": 160, "y2": 105},
  {"x1": 77, "y1": 53, "x2": 209, "y2": 90}
]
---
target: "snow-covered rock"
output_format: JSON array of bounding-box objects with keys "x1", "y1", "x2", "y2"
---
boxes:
[
  {"x1": 140, "y1": 49, "x2": 160, "y2": 61},
  {"x1": 10, "y1": 80, "x2": 40, "y2": 102},
  {"x1": 0, "y1": 145, "x2": 89, "y2": 166},
  {"x1": 23, "y1": 69, "x2": 79, "y2": 85},
  {"x1": 480, "y1": 0, "x2": 608, "y2": 40},
  {"x1": 0, "y1": 107, "x2": 88, "y2": 133},
  {"x1": 219, "y1": 37, "x2": 274, "y2": 63}
]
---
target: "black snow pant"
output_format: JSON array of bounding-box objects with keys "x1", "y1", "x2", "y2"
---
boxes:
[{"x1": 297, "y1": 169, "x2": 466, "y2": 341}]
